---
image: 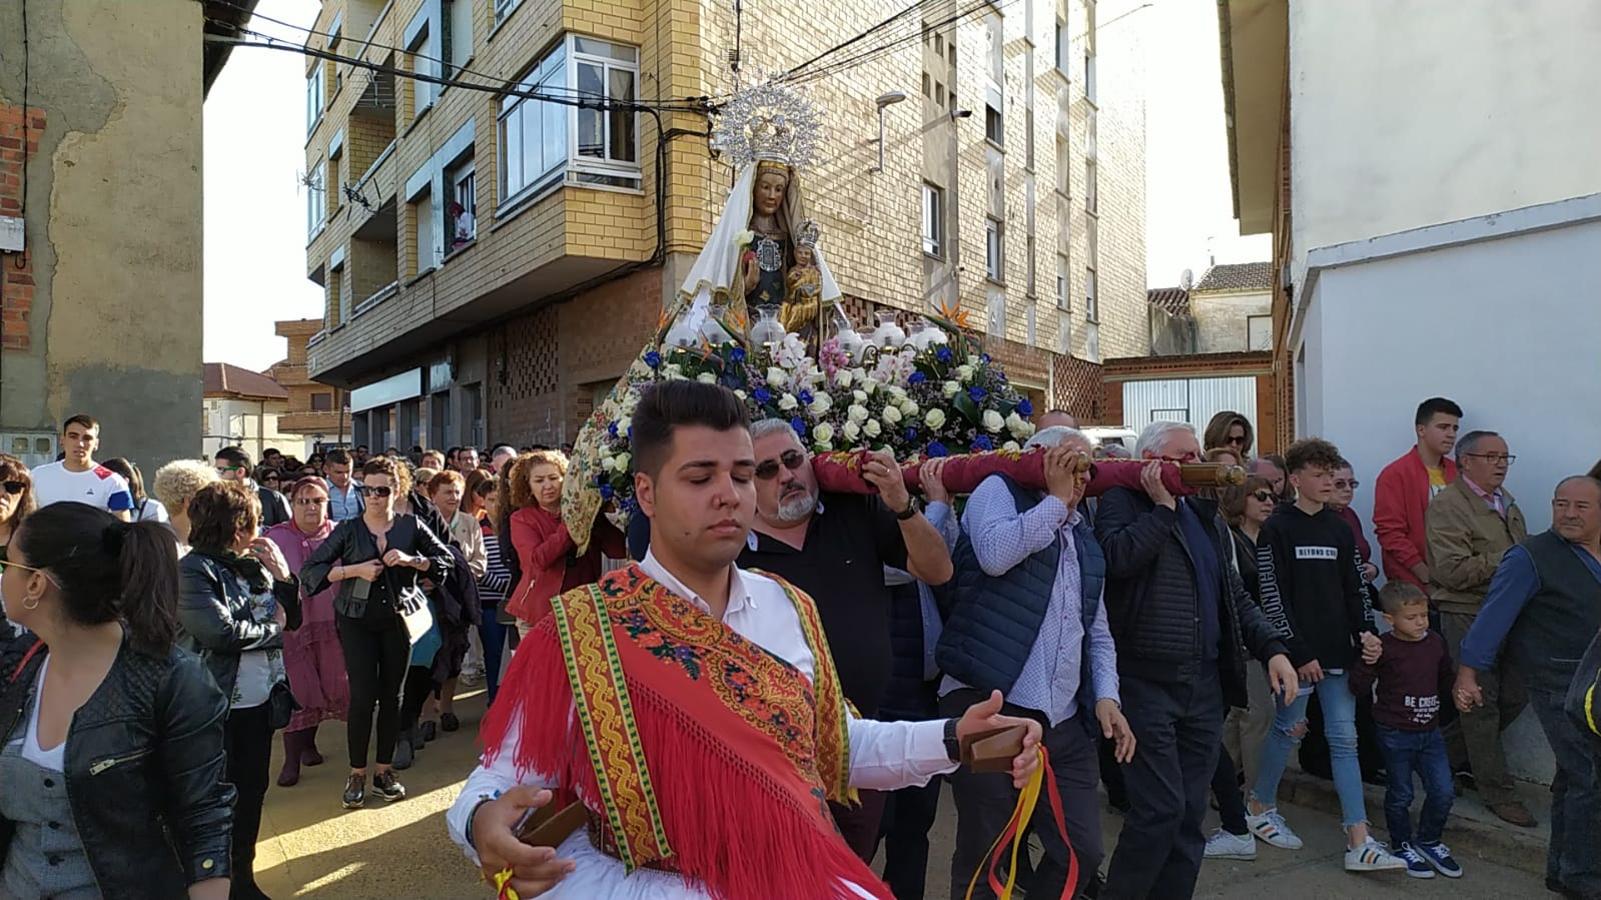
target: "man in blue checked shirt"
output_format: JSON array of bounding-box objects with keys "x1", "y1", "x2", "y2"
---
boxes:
[{"x1": 935, "y1": 426, "x2": 1134, "y2": 900}]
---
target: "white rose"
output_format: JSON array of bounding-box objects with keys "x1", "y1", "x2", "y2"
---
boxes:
[
  {"x1": 767, "y1": 367, "x2": 788, "y2": 388},
  {"x1": 1006, "y1": 412, "x2": 1030, "y2": 438},
  {"x1": 810, "y1": 393, "x2": 832, "y2": 416},
  {"x1": 664, "y1": 363, "x2": 683, "y2": 378},
  {"x1": 778, "y1": 393, "x2": 798, "y2": 411},
  {"x1": 697, "y1": 372, "x2": 717, "y2": 384},
  {"x1": 900, "y1": 399, "x2": 919, "y2": 417},
  {"x1": 613, "y1": 452, "x2": 631, "y2": 472},
  {"x1": 982, "y1": 409, "x2": 1005, "y2": 433},
  {"x1": 843, "y1": 420, "x2": 861, "y2": 441},
  {"x1": 956, "y1": 365, "x2": 974, "y2": 382},
  {"x1": 848, "y1": 405, "x2": 870, "y2": 424},
  {"x1": 882, "y1": 405, "x2": 903, "y2": 425},
  {"x1": 967, "y1": 355, "x2": 981, "y2": 367},
  {"x1": 1002, "y1": 441, "x2": 1021, "y2": 453},
  {"x1": 616, "y1": 416, "x2": 631, "y2": 434},
  {"x1": 601, "y1": 455, "x2": 617, "y2": 471},
  {"x1": 734, "y1": 389, "x2": 747, "y2": 401},
  {"x1": 853, "y1": 390, "x2": 868, "y2": 404},
  {"x1": 862, "y1": 377, "x2": 879, "y2": 395},
  {"x1": 888, "y1": 386, "x2": 907, "y2": 404},
  {"x1": 834, "y1": 369, "x2": 853, "y2": 388},
  {"x1": 814, "y1": 422, "x2": 835, "y2": 445},
  {"x1": 943, "y1": 381, "x2": 960, "y2": 398},
  {"x1": 924, "y1": 408, "x2": 947, "y2": 430},
  {"x1": 864, "y1": 419, "x2": 882, "y2": 438}
]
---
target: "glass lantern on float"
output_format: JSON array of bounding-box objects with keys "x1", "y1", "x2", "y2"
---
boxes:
[
  {"x1": 831, "y1": 305, "x2": 865, "y2": 363},
  {"x1": 700, "y1": 303, "x2": 736, "y2": 344},
  {"x1": 750, "y1": 304, "x2": 787, "y2": 348},
  {"x1": 907, "y1": 316, "x2": 947, "y2": 351},
  {"x1": 869, "y1": 310, "x2": 906, "y2": 348}
]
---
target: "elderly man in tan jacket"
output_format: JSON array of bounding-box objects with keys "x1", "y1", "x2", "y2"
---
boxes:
[{"x1": 1426, "y1": 429, "x2": 1533, "y2": 826}]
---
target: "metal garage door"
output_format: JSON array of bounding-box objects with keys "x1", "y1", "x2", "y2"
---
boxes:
[{"x1": 1121, "y1": 376, "x2": 1257, "y2": 433}]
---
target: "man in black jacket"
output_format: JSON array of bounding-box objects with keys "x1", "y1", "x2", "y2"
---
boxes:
[
  {"x1": 1095, "y1": 421, "x2": 1296, "y2": 900},
  {"x1": 215, "y1": 446, "x2": 291, "y2": 530}
]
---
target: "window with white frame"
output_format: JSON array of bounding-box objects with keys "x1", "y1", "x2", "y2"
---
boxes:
[
  {"x1": 495, "y1": 0, "x2": 523, "y2": 24},
  {"x1": 985, "y1": 216, "x2": 1004, "y2": 282},
  {"x1": 306, "y1": 64, "x2": 325, "y2": 134},
  {"x1": 409, "y1": 30, "x2": 438, "y2": 119},
  {"x1": 499, "y1": 36, "x2": 641, "y2": 208},
  {"x1": 446, "y1": 0, "x2": 473, "y2": 77},
  {"x1": 306, "y1": 160, "x2": 325, "y2": 238},
  {"x1": 1056, "y1": 254, "x2": 1070, "y2": 311},
  {"x1": 447, "y1": 155, "x2": 477, "y2": 249},
  {"x1": 921, "y1": 182, "x2": 945, "y2": 258},
  {"x1": 1085, "y1": 267, "x2": 1098, "y2": 321},
  {"x1": 412, "y1": 188, "x2": 437, "y2": 275}
]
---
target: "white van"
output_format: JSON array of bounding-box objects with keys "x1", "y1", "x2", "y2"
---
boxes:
[{"x1": 1081, "y1": 426, "x2": 1140, "y2": 453}]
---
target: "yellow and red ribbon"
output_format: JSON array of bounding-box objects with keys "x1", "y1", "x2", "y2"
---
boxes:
[{"x1": 963, "y1": 747, "x2": 1078, "y2": 900}]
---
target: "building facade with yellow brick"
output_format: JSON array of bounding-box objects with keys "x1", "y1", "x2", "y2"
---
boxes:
[{"x1": 301, "y1": 0, "x2": 1146, "y2": 449}]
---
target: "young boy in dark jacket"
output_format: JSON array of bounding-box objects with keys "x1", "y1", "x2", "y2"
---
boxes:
[
  {"x1": 1353, "y1": 581, "x2": 1463, "y2": 879},
  {"x1": 1246, "y1": 437, "x2": 1403, "y2": 873}
]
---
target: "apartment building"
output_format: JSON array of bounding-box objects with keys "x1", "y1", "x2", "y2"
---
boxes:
[
  {"x1": 302, "y1": 0, "x2": 1147, "y2": 447},
  {"x1": 269, "y1": 318, "x2": 350, "y2": 453}
]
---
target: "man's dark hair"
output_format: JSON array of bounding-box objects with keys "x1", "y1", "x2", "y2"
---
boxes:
[
  {"x1": 61, "y1": 413, "x2": 99, "y2": 435},
  {"x1": 326, "y1": 448, "x2": 351, "y2": 466},
  {"x1": 1455, "y1": 430, "x2": 1501, "y2": 462},
  {"x1": 1284, "y1": 437, "x2": 1344, "y2": 474},
  {"x1": 1414, "y1": 397, "x2": 1464, "y2": 426},
  {"x1": 631, "y1": 381, "x2": 750, "y2": 478},
  {"x1": 356, "y1": 444, "x2": 370, "y2": 452},
  {"x1": 1378, "y1": 580, "x2": 1428, "y2": 614},
  {"x1": 215, "y1": 446, "x2": 252, "y2": 468},
  {"x1": 263, "y1": 448, "x2": 283, "y2": 460}
]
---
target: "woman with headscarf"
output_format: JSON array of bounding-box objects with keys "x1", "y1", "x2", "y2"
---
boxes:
[{"x1": 264, "y1": 476, "x2": 350, "y2": 787}]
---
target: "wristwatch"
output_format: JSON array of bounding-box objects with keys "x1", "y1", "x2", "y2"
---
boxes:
[
  {"x1": 895, "y1": 495, "x2": 922, "y2": 521},
  {"x1": 943, "y1": 718, "x2": 961, "y2": 763}
]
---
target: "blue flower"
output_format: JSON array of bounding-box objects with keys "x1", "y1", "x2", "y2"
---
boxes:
[
  {"x1": 607, "y1": 421, "x2": 619, "y2": 438},
  {"x1": 798, "y1": 389, "x2": 814, "y2": 406},
  {"x1": 790, "y1": 417, "x2": 808, "y2": 437},
  {"x1": 1016, "y1": 398, "x2": 1034, "y2": 417},
  {"x1": 968, "y1": 385, "x2": 988, "y2": 403},
  {"x1": 980, "y1": 353, "x2": 991, "y2": 364},
  {"x1": 972, "y1": 435, "x2": 994, "y2": 452},
  {"x1": 594, "y1": 474, "x2": 607, "y2": 486},
  {"x1": 904, "y1": 427, "x2": 919, "y2": 444},
  {"x1": 926, "y1": 441, "x2": 949, "y2": 458},
  {"x1": 936, "y1": 346, "x2": 953, "y2": 364},
  {"x1": 644, "y1": 350, "x2": 662, "y2": 369},
  {"x1": 753, "y1": 386, "x2": 772, "y2": 405},
  {"x1": 599, "y1": 483, "x2": 615, "y2": 500},
  {"x1": 908, "y1": 371, "x2": 927, "y2": 385},
  {"x1": 729, "y1": 347, "x2": 746, "y2": 363}
]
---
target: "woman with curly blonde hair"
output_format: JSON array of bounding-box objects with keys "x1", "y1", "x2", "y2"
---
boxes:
[
  {"x1": 503, "y1": 450, "x2": 626, "y2": 633},
  {"x1": 153, "y1": 458, "x2": 221, "y2": 554}
]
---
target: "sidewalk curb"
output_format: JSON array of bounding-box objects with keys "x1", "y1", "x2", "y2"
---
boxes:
[{"x1": 1277, "y1": 771, "x2": 1547, "y2": 876}]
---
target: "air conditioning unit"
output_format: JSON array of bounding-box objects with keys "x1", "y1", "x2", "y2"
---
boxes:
[{"x1": 1, "y1": 432, "x2": 58, "y2": 468}]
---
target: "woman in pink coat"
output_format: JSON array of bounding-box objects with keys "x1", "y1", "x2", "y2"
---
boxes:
[{"x1": 265, "y1": 476, "x2": 351, "y2": 787}]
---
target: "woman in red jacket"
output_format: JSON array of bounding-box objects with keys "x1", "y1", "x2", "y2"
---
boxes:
[{"x1": 503, "y1": 450, "x2": 626, "y2": 633}]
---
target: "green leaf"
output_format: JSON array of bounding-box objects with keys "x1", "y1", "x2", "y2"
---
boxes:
[{"x1": 953, "y1": 390, "x2": 981, "y2": 426}]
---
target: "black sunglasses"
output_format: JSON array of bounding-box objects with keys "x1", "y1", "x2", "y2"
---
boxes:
[
  {"x1": 1249, "y1": 490, "x2": 1276, "y2": 503},
  {"x1": 755, "y1": 450, "x2": 806, "y2": 481},
  {"x1": 2, "y1": 480, "x2": 25, "y2": 495},
  {"x1": 356, "y1": 485, "x2": 393, "y2": 498}
]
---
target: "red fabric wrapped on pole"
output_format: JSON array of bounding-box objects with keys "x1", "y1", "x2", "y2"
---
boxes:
[{"x1": 810, "y1": 450, "x2": 1243, "y2": 498}]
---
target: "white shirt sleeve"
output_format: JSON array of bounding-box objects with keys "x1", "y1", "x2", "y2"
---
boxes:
[
  {"x1": 844, "y1": 716, "x2": 957, "y2": 790},
  {"x1": 445, "y1": 712, "x2": 553, "y2": 867}
]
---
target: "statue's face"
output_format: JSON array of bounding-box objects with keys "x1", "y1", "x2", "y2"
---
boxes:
[
  {"x1": 754, "y1": 171, "x2": 788, "y2": 216},
  {"x1": 794, "y1": 246, "x2": 814, "y2": 266}
]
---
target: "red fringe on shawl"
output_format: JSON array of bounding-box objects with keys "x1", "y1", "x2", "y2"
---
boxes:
[{"x1": 481, "y1": 614, "x2": 894, "y2": 900}]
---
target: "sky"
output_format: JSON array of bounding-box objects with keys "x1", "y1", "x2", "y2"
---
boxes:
[{"x1": 201, "y1": 0, "x2": 1269, "y2": 370}]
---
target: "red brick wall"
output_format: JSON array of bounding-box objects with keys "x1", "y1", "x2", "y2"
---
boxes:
[{"x1": 0, "y1": 104, "x2": 42, "y2": 352}]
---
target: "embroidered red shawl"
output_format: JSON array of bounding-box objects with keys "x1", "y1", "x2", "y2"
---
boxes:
[{"x1": 480, "y1": 565, "x2": 890, "y2": 900}]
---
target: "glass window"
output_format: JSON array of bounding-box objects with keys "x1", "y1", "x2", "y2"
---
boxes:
[
  {"x1": 311, "y1": 392, "x2": 334, "y2": 412},
  {"x1": 1057, "y1": 254, "x2": 1069, "y2": 311},
  {"x1": 306, "y1": 161, "x2": 325, "y2": 238},
  {"x1": 414, "y1": 189, "x2": 435, "y2": 274},
  {"x1": 306, "y1": 64, "x2": 324, "y2": 134},
  {"x1": 921, "y1": 183, "x2": 944, "y2": 258},
  {"x1": 1085, "y1": 268, "x2": 1098, "y2": 321},
  {"x1": 986, "y1": 104, "x2": 1004, "y2": 145},
  {"x1": 448, "y1": 157, "x2": 476, "y2": 248},
  {"x1": 986, "y1": 217, "x2": 1004, "y2": 282},
  {"x1": 576, "y1": 62, "x2": 605, "y2": 158},
  {"x1": 447, "y1": 0, "x2": 474, "y2": 75}
]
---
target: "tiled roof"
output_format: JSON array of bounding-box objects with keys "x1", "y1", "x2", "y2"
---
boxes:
[
  {"x1": 1193, "y1": 261, "x2": 1273, "y2": 293},
  {"x1": 203, "y1": 362, "x2": 288, "y2": 400},
  {"x1": 1147, "y1": 287, "x2": 1191, "y2": 316}
]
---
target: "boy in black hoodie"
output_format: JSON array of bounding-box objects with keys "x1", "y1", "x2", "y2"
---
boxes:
[{"x1": 1245, "y1": 438, "x2": 1403, "y2": 874}]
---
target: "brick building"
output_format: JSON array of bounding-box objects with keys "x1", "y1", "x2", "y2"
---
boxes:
[
  {"x1": 268, "y1": 318, "x2": 350, "y2": 454},
  {"x1": 300, "y1": 0, "x2": 1148, "y2": 447}
]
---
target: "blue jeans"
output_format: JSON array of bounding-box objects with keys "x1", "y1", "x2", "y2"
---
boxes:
[
  {"x1": 1528, "y1": 687, "x2": 1601, "y2": 893},
  {"x1": 1375, "y1": 725, "x2": 1453, "y2": 846},
  {"x1": 1251, "y1": 671, "x2": 1366, "y2": 827},
  {"x1": 477, "y1": 612, "x2": 509, "y2": 705}
]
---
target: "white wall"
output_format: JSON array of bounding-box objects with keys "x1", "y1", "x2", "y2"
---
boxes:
[
  {"x1": 202, "y1": 398, "x2": 294, "y2": 463},
  {"x1": 1191, "y1": 289, "x2": 1271, "y2": 353},
  {"x1": 1289, "y1": 0, "x2": 1601, "y2": 256}
]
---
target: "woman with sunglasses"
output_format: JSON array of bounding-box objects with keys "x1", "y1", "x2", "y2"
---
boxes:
[
  {"x1": 1204, "y1": 410, "x2": 1256, "y2": 459},
  {"x1": 298, "y1": 457, "x2": 453, "y2": 809},
  {"x1": 101, "y1": 457, "x2": 168, "y2": 525},
  {"x1": 0, "y1": 455, "x2": 36, "y2": 633},
  {"x1": 503, "y1": 451, "x2": 626, "y2": 636},
  {"x1": 1328, "y1": 460, "x2": 1379, "y2": 583},
  {"x1": 0, "y1": 502, "x2": 235, "y2": 899},
  {"x1": 264, "y1": 477, "x2": 349, "y2": 788}
]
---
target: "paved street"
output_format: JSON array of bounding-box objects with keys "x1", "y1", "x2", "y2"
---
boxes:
[{"x1": 255, "y1": 687, "x2": 1549, "y2": 898}]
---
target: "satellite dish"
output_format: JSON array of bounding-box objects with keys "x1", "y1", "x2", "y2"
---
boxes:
[{"x1": 1180, "y1": 269, "x2": 1194, "y2": 290}]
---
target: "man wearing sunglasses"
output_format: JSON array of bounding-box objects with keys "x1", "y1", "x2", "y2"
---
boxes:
[
  {"x1": 27, "y1": 414, "x2": 135, "y2": 520},
  {"x1": 733, "y1": 417, "x2": 954, "y2": 862},
  {"x1": 1424, "y1": 429, "x2": 1535, "y2": 827},
  {"x1": 215, "y1": 446, "x2": 291, "y2": 530}
]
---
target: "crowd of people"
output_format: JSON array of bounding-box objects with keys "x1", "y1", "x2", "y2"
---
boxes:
[{"x1": 0, "y1": 396, "x2": 1597, "y2": 900}]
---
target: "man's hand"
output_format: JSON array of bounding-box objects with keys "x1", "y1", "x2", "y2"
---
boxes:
[
  {"x1": 1096, "y1": 699, "x2": 1136, "y2": 764},
  {"x1": 1140, "y1": 460, "x2": 1176, "y2": 510},
  {"x1": 1410, "y1": 562, "x2": 1432, "y2": 586},
  {"x1": 1454, "y1": 667, "x2": 1484, "y2": 712},
  {"x1": 1360, "y1": 561, "x2": 1379, "y2": 582},
  {"x1": 956, "y1": 690, "x2": 1045, "y2": 789},
  {"x1": 1359, "y1": 632, "x2": 1383, "y2": 665},
  {"x1": 919, "y1": 458, "x2": 951, "y2": 506},
  {"x1": 1044, "y1": 447, "x2": 1086, "y2": 506},
  {"x1": 1265, "y1": 654, "x2": 1298, "y2": 702},
  {"x1": 862, "y1": 450, "x2": 912, "y2": 514},
  {"x1": 471, "y1": 787, "x2": 576, "y2": 898},
  {"x1": 248, "y1": 537, "x2": 291, "y2": 582},
  {"x1": 1297, "y1": 659, "x2": 1325, "y2": 684},
  {"x1": 348, "y1": 560, "x2": 385, "y2": 582}
]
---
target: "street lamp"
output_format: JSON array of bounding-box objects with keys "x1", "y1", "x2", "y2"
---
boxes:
[{"x1": 870, "y1": 91, "x2": 907, "y2": 174}]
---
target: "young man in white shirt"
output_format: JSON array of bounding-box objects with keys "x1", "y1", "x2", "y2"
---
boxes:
[
  {"x1": 447, "y1": 381, "x2": 1046, "y2": 899},
  {"x1": 28, "y1": 414, "x2": 134, "y2": 520}
]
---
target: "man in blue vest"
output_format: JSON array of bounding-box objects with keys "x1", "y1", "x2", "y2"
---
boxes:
[
  {"x1": 1095, "y1": 421, "x2": 1297, "y2": 900},
  {"x1": 1456, "y1": 474, "x2": 1601, "y2": 899},
  {"x1": 936, "y1": 425, "x2": 1134, "y2": 900}
]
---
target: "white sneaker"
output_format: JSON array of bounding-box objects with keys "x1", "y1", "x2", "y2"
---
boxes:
[
  {"x1": 1203, "y1": 828, "x2": 1257, "y2": 861},
  {"x1": 1344, "y1": 838, "x2": 1407, "y2": 872},
  {"x1": 1245, "y1": 809, "x2": 1304, "y2": 850}
]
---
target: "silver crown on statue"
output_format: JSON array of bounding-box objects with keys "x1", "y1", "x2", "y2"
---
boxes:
[
  {"x1": 795, "y1": 218, "x2": 821, "y2": 250},
  {"x1": 713, "y1": 76, "x2": 823, "y2": 171}
]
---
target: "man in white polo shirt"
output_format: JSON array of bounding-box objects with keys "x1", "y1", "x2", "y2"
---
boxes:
[{"x1": 29, "y1": 414, "x2": 135, "y2": 520}]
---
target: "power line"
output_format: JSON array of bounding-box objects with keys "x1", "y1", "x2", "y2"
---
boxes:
[
  {"x1": 780, "y1": 0, "x2": 948, "y2": 80},
  {"x1": 782, "y1": 0, "x2": 1004, "y2": 86}
]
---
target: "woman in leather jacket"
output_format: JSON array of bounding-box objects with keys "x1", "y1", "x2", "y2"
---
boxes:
[
  {"x1": 0, "y1": 502, "x2": 234, "y2": 899},
  {"x1": 178, "y1": 481, "x2": 300, "y2": 900},
  {"x1": 300, "y1": 456, "x2": 452, "y2": 810}
]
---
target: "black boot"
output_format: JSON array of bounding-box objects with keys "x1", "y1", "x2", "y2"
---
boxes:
[{"x1": 393, "y1": 729, "x2": 415, "y2": 770}]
